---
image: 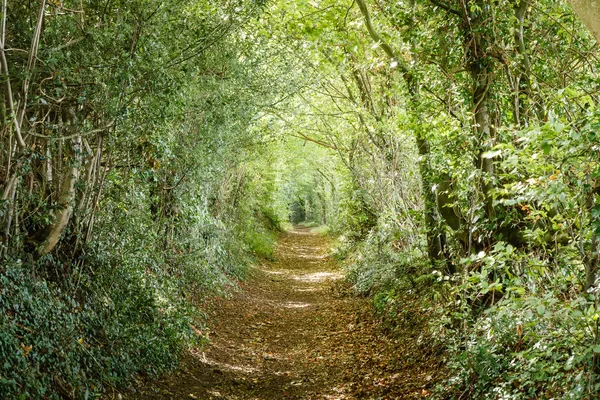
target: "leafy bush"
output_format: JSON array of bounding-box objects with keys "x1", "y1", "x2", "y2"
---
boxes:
[
  {"x1": 343, "y1": 211, "x2": 428, "y2": 296},
  {"x1": 430, "y1": 243, "x2": 600, "y2": 399},
  {"x1": 0, "y1": 259, "x2": 195, "y2": 399},
  {"x1": 436, "y1": 293, "x2": 599, "y2": 399}
]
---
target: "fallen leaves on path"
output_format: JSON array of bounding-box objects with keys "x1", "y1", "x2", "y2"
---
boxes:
[{"x1": 123, "y1": 227, "x2": 443, "y2": 400}]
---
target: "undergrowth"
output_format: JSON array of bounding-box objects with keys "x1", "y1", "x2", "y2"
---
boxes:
[
  {"x1": 0, "y1": 200, "x2": 281, "y2": 399},
  {"x1": 340, "y1": 216, "x2": 600, "y2": 399},
  {"x1": 0, "y1": 259, "x2": 195, "y2": 399}
]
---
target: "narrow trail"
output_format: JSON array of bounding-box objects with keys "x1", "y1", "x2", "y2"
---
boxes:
[{"x1": 128, "y1": 227, "x2": 437, "y2": 399}]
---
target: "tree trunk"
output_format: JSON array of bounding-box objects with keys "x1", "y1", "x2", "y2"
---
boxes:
[
  {"x1": 471, "y1": 62, "x2": 496, "y2": 222},
  {"x1": 415, "y1": 133, "x2": 445, "y2": 262},
  {"x1": 463, "y1": 2, "x2": 497, "y2": 226},
  {"x1": 35, "y1": 115, "x2": 82, "y2": 258}
]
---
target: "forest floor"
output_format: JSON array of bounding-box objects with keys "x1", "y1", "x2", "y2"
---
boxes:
[{"x1": 122, "y1": 227, "x2": 442, "y2": 400}]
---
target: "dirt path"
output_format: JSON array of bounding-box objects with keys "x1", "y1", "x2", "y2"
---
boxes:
[{"x1": 127, "y1": 227, "x2": 438, "y2": 399}]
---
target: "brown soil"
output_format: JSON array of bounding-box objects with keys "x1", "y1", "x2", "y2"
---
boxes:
[{"x1": 122, "y1": 227, "x2": 440, "y2": 400}]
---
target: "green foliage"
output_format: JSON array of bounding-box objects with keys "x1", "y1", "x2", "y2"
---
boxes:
[
  {"x1": 0, "y1": 259, "x2": 195, "y2": 399},
  {"x1": 259, "y1": 0, "x2": 600, "y2": 397},
  {"x1": 435, "y1": 289, "x2": 599, "y2": 398},
  {"x1": 5, "y1": 0, "x2": 600, "y2": 398},
  {"x1": 0, "y1": 0, "x2": 294, "y2": 397},
  {"x1": 344, "y1": 211, "x2": 428, "y2": 296}
]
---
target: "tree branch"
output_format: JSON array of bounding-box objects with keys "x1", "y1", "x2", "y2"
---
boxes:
[
  {"x1": 428, "y1": 0, "x2": 462, "y2": 17},
  {"x1": 293, "y1": 131, "x2": 336, "y2": 150},
  {"x1": 355, "y1": 0, "x2": 408, "y2": 73}
]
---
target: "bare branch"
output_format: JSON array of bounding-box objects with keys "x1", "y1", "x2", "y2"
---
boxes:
[{"x1": 293, "y1": 131, "x2": 337, "y2": 150}]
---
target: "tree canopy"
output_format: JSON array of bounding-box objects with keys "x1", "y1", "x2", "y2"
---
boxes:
[{"x1": 2, "y1": 0, "x2": 600, "y2": 398}]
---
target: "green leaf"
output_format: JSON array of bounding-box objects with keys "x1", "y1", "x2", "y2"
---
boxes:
[
  {"x1": 536, "y1": 304, "x2": 546, "y2": 315},
  {"x1": 481, "y1": 149, "x2": 502, "y2": 159},
  {"x1": 541, "y1": 141, "x2": 551, "y2": 155}
]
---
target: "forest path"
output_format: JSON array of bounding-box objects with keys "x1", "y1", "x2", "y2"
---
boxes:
[{"x1": 127, "y1": 227, "x2": 434, "y2": 399}]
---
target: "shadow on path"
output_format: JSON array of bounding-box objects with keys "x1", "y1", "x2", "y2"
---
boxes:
[{"x1": 124, "y1": 227, "x2": 437, "y2": 399}]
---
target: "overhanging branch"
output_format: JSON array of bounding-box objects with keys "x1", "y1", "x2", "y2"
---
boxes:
[
  {"x1": 293, "y1": 131, "x2": 337, "y2": 150},
  {"x1": 355, "y1": 0, "x2": 408, "y2": 74}
]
